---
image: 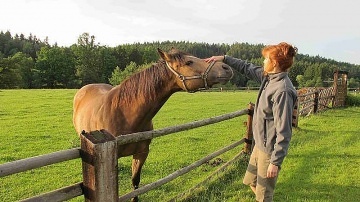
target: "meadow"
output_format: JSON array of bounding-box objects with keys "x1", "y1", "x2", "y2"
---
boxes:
[{"x1": 0, "y1": 89, "x2": 359, "y2": 201}]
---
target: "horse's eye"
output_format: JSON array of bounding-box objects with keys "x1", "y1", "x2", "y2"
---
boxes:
[{"x1": 185, "y1": 61, "x2": 193, "y2": 66}]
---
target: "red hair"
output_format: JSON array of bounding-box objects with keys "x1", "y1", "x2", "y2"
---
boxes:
[{"x1": 262, "y1": 42, "x2": 298, "y2": 72}]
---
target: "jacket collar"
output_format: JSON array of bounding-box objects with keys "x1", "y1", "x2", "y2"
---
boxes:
[{"x1": 268, "y1": 72, "x2": 288, "y2": 82}]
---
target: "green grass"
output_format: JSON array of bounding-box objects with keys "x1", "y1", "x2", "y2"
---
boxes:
[
  {"x1": 0, "y1": 89, "x2": 254, "y2": 201},
  {"x1": 0, "y1": 89, "x2": 359, "y2": 201},
  {"x1": 275, "y1": 108, "x2": 360, "y2": 201},
  {"x1": 176, "y1": 107, "x2": 360, "y2": 202}
]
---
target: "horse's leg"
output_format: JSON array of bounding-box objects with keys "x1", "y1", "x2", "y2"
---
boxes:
[{"x1": 131, "y1": 151, "x2": 149, "y2": 202}]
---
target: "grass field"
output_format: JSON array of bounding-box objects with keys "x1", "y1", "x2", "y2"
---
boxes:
[{"x1": 0, "y1": 89, "x2": 359, "y2": 201}]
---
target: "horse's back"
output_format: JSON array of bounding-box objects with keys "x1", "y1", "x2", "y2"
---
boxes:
[
  {"x1": 74, "y1": 84, "x2": 112, "y2": 104},
  {"x1": 73, "y1": 83, "x2": 113, "y2": 134}
]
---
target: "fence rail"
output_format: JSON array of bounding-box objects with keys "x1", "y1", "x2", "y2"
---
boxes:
[
  {"x1": 20, "y1": 183, "x2": 83, "y2": 202},
  {"x1": 119, "y1": 138, "x2": 245, "y2": 201},
  {"x1": 0, "y1": 107, "x2": 252, "y2": 202},
  {"x1": 296, "y1": 85, "x2": 345, "y2": 117},
  {"x1": 116, "y1": 109, "x2": 248, "y2": 145},
  {"x1": 295, "y1": 70, "x2": 348, "y2": 120},
  {"x1": 0, "y1": 148, "x2": 80, "y2": 177},
  {"x1": 2, "y1": 70, "x2": 349, "y2": 201}
]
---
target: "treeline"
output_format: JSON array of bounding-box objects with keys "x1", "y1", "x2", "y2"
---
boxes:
[{"x1": 1, "y1": 30, "x2": 359, "y2": 89}]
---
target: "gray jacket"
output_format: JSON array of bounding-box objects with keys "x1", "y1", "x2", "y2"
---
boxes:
[{"x1": 224, "y1": 55, "x2": 297, "y2": 166}]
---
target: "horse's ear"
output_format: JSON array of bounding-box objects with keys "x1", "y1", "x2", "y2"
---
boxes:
[
  {"x1": 157, "y1": 48, "x2": 171, "y2": 62},
  {"x1": 170, "y1": 47, "x2": 180, "y2": 53}
]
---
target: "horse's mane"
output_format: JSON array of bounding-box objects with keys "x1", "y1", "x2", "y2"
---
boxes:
[
  {"x1": 111, "y1": 49, "x2": 190, "y2": 106},
  {"x1": 121, "y1": 61, "x2": 170, "y2": 103}
]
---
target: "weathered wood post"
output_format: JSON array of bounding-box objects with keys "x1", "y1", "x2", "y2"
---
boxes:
[
  {"x1": 332, "y1": 70, "x2": 339, "y2": 107},
  {"x1": 313, "y1": 91, "x2": 319, "y2": 113},
  {"x1": 243, "y1": 103, "x2": 254, "y2": 153},
  {"x1": 292, "y1": 99, "x2": 299, "y2": 128},
  {"x1": 339, "y1": 72, "x2": 348, "y2": 106},
  {"x1": 332, "y1": 70, "x2": 348, "y2": 107},
  {"x1": 80, "y1": 130, "x2": 119, "y2": 202}
]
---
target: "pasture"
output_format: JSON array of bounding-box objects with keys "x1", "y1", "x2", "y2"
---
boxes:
[{"x1": 0, "y1": 89, "x2": 359, "y2": 201}]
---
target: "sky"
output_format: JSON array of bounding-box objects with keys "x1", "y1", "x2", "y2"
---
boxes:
[{"x1": 1, "y1": 0, "x2": 360, "y2": 65}]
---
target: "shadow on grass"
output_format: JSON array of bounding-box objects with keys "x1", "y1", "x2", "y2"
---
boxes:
[
  {"x1": 276, "y1": 182, "x2": 359, "y2": 201},
  {"x1": 172, "y1": 155, "x2": 255, "y2": 202},
  {"x1": 277, "y1": 149, "x2": 360, "y2": 201},
  {"x1": 173, "y1": 119, "x2": 359, "y2": 201},
  {"x1": 276, "y1": 128, "x2": 360, "y2": 201},
  {"x1": 115, "y1": 109, "x2": 360, "y2": 201}
]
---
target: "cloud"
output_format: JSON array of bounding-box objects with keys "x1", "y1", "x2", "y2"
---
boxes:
[{"x1": 1, "y1": 0, "x2": 360, "y2": 64}]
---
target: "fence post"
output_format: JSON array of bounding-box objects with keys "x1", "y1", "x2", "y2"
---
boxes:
[
  {"x1": 292, "y1": 99, "x2": 299, "y2": 127},
  {"x1": 80, "y1": 130, "x2": 119, "y2": 202},
  {"x1": 332, "y1": 70, "x2": 339, "y2": 107},
  {"x1": 243, "y1": 103, "x2": 254, "y2": 153},
  {"x1": 313, "y1": 91, "x2": 319, "y2": 114}
]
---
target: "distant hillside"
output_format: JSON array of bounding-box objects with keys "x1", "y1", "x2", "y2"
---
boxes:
[{"x1": 1, "y1": 31, "x2": 359, "y2": 89}]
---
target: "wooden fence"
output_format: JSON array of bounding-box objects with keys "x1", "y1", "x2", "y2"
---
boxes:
[
  {"x1": 1, "y1": 70, "x2": 349, "y2": 201},
  {"x1": 292, "y1": 70, "x2": 348, "y2": 127},
  {"x1": 0, "y1": 105, "x2": 254, "y2": 202}
]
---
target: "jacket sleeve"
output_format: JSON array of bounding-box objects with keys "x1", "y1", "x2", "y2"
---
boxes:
[
  {"x1": 224, "y1": 55, "x2": 264, "y2": 83},
  {"x1": 270, "y1": 91, "x2": 296, "y2": 166}
]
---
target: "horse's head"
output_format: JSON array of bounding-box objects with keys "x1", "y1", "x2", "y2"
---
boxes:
[{"x1": 158, "y1": 48, "x2": 233, "y2": 92}]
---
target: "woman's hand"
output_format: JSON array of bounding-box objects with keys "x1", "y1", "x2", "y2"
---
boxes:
[
  {"x1": 204, "y1": 55, "x2": 224, "y2": 63},
  {"x1": 267, "y1": 163, "x2": 279, "y2": 178}
]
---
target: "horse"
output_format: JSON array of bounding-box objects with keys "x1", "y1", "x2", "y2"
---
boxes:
[{"x1": 73, "y1": 48, "x2": 233, "y2": 201}]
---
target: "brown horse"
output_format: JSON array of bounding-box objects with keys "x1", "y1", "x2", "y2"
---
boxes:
[{"x1": 73, "y1": 48, "x2": 233, "y2": 201}]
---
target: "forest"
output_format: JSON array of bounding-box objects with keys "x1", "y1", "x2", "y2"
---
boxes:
[{"x1": 1, "y1": 30, "x2": 359, "y2": 89}]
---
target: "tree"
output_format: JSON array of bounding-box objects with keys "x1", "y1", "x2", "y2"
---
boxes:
[
  {"x1": 127, "y1": 46, "x2": 143, "y2": 65},
  {"x1": 112, "y1": 46, "x2": 129, "y2": 70},
  {"x1": 11, "y1": 52, "x2": 34, "y2": 88},
  {"x1": 142, "y1": 46, "x2": 158, "y2": 64},
  {"x1": 348, "y1": 78, "x2": 359, "y2": 88},
  {"x1": 35, "y1": 46, "x2": 77, "y2": 88},
  {"x1": 225, "y1": 43, "x2": 263, "y2": 87},
  {"x1": 0, "y1": 57, "x2": 18, "y2": 88},
  {"x1": 109, "y1": 62, "x2": 139, "y2": 86},
  {"x1": 296, "y1": 75, "x2": 305, "y2": 88},
  {"x1": 98, "y1": 46, "x2": 118, "y2": 84},
  {"x1": 0, "y1": 53, "x2": 29, "y2": 88},
  {"x1": 2, "y1": 30, "x2": 360, "y2": 89},
  {"x1": 72, "y1": 33, "x2": 104, "y2": 86}
]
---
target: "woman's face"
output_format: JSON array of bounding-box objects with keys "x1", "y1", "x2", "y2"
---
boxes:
[{"x1": 263, "y1": 54, "x2": 274, "y2": 74}]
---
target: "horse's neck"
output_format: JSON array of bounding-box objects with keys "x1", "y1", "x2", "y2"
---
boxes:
[{"x1": 110, "y1": 65, "x2": 180, "y2": 125}]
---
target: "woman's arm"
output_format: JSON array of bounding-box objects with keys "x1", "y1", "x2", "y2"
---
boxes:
[
  {"x1": 205, "y1": 55, "x2": 264, "y2": 83},
  {"x1": 224, "y1": 55, "x2": 263, "y2": 83}
]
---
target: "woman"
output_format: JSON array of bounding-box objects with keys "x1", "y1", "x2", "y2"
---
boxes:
[{"x1": 205, "y1": 42, "x2": 298, "y2": 202}]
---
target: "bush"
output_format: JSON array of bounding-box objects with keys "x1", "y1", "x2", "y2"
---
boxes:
[{"x1": 346, "y1": 93, "x2": 360, "y2": 106}]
